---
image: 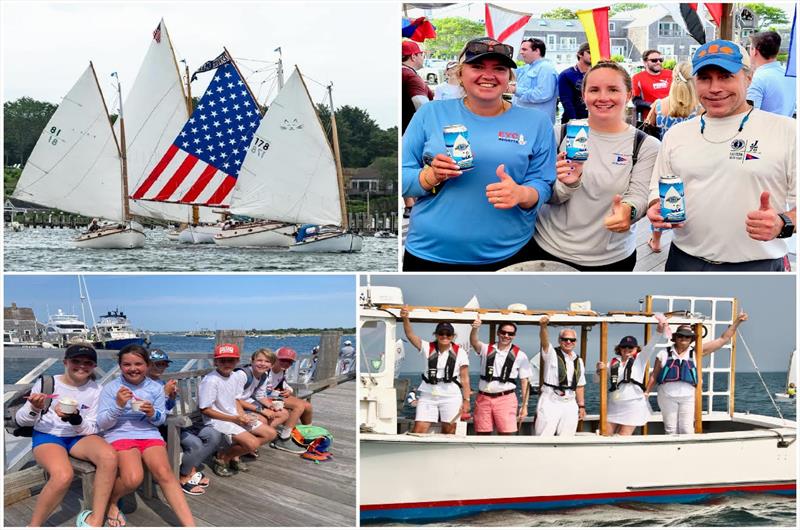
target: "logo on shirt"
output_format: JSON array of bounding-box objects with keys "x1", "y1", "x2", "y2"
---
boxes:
[
  {"x1": 653, "y1": 80, "x2": 669, "y2": 90},
  {"x1": 80, "y1": 404, "x2": 90, "y2": 410},
  {"x1": 498, "y1": 131, "x2": 526, "y2": 145},
  {"x1": 729, "y1": 138, "x2": 762, "y2": 162},
  {"x1": 612, "y1": 153, "x2": 629, "y2": 165}
]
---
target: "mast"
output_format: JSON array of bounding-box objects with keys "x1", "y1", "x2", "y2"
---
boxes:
[
  {"x1": 276, "y1": 47, "x2": 284, "y2": 90},
  {"x1": 117, "y1": 76, "x2": 131, "y2": 221},
  {"x1": 184, "y1": 60, "x2": 200, "y2": 226},
  {"x1": 328, "y1": 83, "x2": 349, "y2": 230}
]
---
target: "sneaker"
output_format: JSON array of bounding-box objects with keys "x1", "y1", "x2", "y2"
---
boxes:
[
  {"x1": 212, "y1": 457, "x2": 234, "y2": 477},
  {"x1": 270, "y1": 437, "x2": 305, "y2": 454},
  {"x1": 229, "y1": 458, "x2": 249, "y2": 472}
]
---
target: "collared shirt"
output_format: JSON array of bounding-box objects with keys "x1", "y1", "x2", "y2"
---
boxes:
[
  {"x1": 747, "y1": 61, "x2": 796, "y2": 117},
  {"x1": 540, "y1": 343, "x2": 586, "y2": 399},
  {"x1": 512, "y1": 59, "x2": 559, "y2": 123}
]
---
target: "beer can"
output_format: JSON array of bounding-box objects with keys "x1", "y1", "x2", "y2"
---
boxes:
[
  {"x1": 565, "y1": 119, "x2": 590, "y2": 161},
  {"x1": 659, "y1": 175, "x2": 686, "y2": 223},
  {"x1": 443, "y1": 124, "x2": 474, "y2": 170}
]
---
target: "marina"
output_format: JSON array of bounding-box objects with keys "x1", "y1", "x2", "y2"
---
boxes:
[{"x1": 358, "y1": 283, "x2": 796, "y2": 524}]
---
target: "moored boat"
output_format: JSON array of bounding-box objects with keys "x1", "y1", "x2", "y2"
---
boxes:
[
  {"x1": 358, "y1": 286, "x2": 797, "y2": 523},
  {"x1": 43, "y1": 310, "x2": 91, "y2": 347},
  {"x1": 91, "y1": 308, "x2": 147, "y2": 350}
]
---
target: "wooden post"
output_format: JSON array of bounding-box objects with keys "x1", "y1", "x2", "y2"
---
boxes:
[
  {"x1": 215, "y1": 329, "x2": 245, "y2": 359},
  {"x1": 728, "y1": 299, "x2": 738, "y2": 416},
  {"x1": 694, "y1": 322, "x2": 704, "y2": 434},
  {"x1": 643, "y1": 295, "x2": 653, "y2": 435},
  {"x1": 599, "y1": 321, "x2": 608, "y2": 436},
  {"x1": 719, "y1": 4, "x2": 733, "y2": 40},
  {"x1": 577, "y1": 325, "x2": 589, "y2": 432},
  {"x1": 316, "y1": 330, "x2": 342, "y2": 382}
]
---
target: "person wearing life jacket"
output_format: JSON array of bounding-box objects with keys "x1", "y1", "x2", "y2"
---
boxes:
[
  {"x1": 596, "y1": 319, "x2": 668, "y2": 436},
  {"x1": 646, "y1": 312, "x2": 748, "y2": 434},
  {"x1": 534, "y1": 316, "x2": 587, "y2": 436},
  {"x1": 469, "y1": 318, "x2": 532, "y2": 435},
  {"x1": 787, "y1": 382, "x2": 796, "y2": 398},
  {"x1": 401, "y1": 305, "x2": 471, "y2": 435}
]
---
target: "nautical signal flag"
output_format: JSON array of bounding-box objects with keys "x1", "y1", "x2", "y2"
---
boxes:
[
  {"x1": 787, "y1": 6, "x2": 796, "y2": 77},
  {"x1": 402, "y1": 17, "x2": 436, "y2": 42},
  {"x1": 576, "y1": 7, "x2": 610, "y2": 65},
  {"x1": 131, "y1": 59, "x2": 261, "y2": 207},
  {"x1": 485, "y1": 3, "x2": 532, "y2": 59},
  {"x1": 661, "y1": 3, "x2": 721, "y2": 44}
]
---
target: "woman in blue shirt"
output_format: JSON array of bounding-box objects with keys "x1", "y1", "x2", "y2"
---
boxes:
[{"x1": 402, "y1": 37, "x2": 556, "y2": 271}]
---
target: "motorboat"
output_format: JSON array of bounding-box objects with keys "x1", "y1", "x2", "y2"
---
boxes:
[
  {"x1": 91, "y1": 308, "x2": 147, "y2": 349},
  {"x1": 358, "y1": 286, "x2": 796, "y2": 523},
  {"x1": 43, "y1": 310, "x2": 91, "y2": 347}
]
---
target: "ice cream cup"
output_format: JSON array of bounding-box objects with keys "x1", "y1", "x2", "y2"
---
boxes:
[
  {"x1": 272, "y1": 400, "x2": 285, "y2": 411},
  {"x1": 130, "y1": 399, "x2": 143, "y2": 412},
  {"x1": 59, "y1": 397, "x2": 78, "y2": 414}
]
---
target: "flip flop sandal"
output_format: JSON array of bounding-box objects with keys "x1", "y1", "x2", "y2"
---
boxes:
[
  {"x1": 76, "y1": 509, "x2": 93, "y2": 527},
  {"x1": 648, "y1": 237, "x2": 662, "y2": 253},
  {"x1": 106, "y1": 508, "x2": 127, "y2": 528},
  {"x1": 190, "y1": 471, "x2": 210, "y2": 488},
  {"x1": 181, "y1": 481, "x2": 206, "y2": 495}
]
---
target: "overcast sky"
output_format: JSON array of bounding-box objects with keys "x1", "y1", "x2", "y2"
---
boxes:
[
  {"x1": 362, "y1": 274, "x2": 796, "y2": 373},
  {"x1": 2, "y1": 1, "x2": 397, "y2": 128}
]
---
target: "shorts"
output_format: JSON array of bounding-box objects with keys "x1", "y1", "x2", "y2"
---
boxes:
[
  {"x1": 207, "y1": 418, "x2": 263, "y2": 436},
  {"x1": 474, "y1": 392, "x2": 518, "y2": 433},
  {"x1": 110, "y1": 438, "x2": 166, "y2": 453},
  {"x1": 415, "y1": 393, "x2": 462, "y2": 423},
  {"x1": 32, "y1": 430, "x2": 85, "y2": 452}
]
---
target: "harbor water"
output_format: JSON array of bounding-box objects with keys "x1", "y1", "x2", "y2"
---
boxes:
[
  {"x1": 3, "y1": 333, "x2": 355, "y2": 384},
  {"x1": 383, "y1": 371, "x2": 797, "y2": 527},
  {"x1": 3, "y1": 227, "x2": 397, "y2": 272}
]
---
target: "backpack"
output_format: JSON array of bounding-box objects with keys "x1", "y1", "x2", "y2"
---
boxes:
[
  {"x1": 292, "y1": 424, "x2": 334, "y2": 462},
  {"x1": 5, "y1": 375, "x2": 55, "y2": 437},
  {"x1": 235, "y1": 365, "x2": 267, "y2": 397}
]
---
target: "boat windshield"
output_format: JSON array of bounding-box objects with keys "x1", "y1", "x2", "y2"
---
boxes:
[{"x1": 360, "y1": 320, "x2": 387, "y2": 373}]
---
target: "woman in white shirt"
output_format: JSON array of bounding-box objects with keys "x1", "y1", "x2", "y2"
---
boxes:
[{"x1": 433, "y1": 61, "x2": 465, "y2": 101}]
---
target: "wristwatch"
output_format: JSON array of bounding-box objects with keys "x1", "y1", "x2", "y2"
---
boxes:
[
  {"x1": 621, "y1": 201, "x2": 637, "y2": 221},
  {"x1": 777, "y1": 213, "x2": 795, "y2": 239}
]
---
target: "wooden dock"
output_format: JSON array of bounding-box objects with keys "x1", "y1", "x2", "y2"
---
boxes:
[{"x1": 3, "y1": 381, "x2": 356, "y2": 527}]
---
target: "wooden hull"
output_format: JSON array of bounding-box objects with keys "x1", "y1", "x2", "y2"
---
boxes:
[
  {"x1": 360, "y1": 414, "x2": 797, "y2": 523},
  {"x1": 213, "y1": 222, "x2": 295, "y2": 248},
  {"x1": 178, "y1": 224, "x2": 220, "y2": 244},
  {"x1": 74, "y1": 223, "x2": 145, "y2": 249},
  {"x1": 290, "y1": 231, "x2": 363, "y2": 253}
]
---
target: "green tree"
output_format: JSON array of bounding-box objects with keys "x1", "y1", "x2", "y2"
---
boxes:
[
  {"x1": 3, "y1": 97, "x2": 57, "y2": 166},
  {"x1": 426, "y1": 17, "x2": 486, "y2": 60},
  {"x1": 316, "y1": 104, "x2": 396, "y2": 169},
  {"x1": 610, "y1": 3, "x2": 648, "y2": 16},
  {"x1": 744, "y1": 3, "x2": 789, "y2": 28},
  {"x1": 5, "y1": 166, "x2": 22, "y2": 198},
  {"x1": 611, "y1": 54, "x2": 626, "y2": 63},
  {"x1": 541, "y1": 8, "x2": 577, "y2": 20}
]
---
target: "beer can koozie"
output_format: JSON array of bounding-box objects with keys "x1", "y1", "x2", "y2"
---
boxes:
[
  {"x1": 565, "y1": 119, "x2": 589, "y2": 161},
  {"x1": 443, "y1": 124, "x2": 474, "y2": 170},
  {"x1": 659, "y1": 175, "x2": 686, "y2": 223}
]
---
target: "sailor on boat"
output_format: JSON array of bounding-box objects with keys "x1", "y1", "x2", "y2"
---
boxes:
[
  {"x1": 788, "y1": 382, "x2": 797, "y2": 398},
  {"x1": 400, "y1": 306, "x2": 471, "y2": 434},
  {"x1": 646, "y1": 312, "x2": 748, "y2": 434},
  {"x1": 469, "y1": 318, "x2": 532, "y2": 435},
  {"x1": 535, "y1": 316, "x2": 586, "y2": 436},
  {"x1": 596, "y1": 317, "x2": 668, "y2": 435}
]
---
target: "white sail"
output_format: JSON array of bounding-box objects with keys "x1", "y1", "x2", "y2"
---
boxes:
[
  {"x1": 13, "y1": 64, "x2": 124, "y2": 221},
  {"x1": 229, "y1": 68, "x2": 342, "y2": 226},
  {"x1": 787, "y1": 350, "x2": 797, "y2": 391},
  {"x1": 119, "y1": 19, "x2": 216, "y2": 223}
]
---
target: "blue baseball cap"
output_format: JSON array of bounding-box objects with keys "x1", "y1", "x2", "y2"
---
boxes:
[
  {"x1": 691, "y1": 39, "x2": 750, "y2": 75},
  {"x1": 149, "y1": 348, "x2": 172, "y2": 363}
]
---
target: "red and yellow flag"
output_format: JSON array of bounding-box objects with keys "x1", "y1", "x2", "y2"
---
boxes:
[{"x1": 576, "y1": 6, "x2": 611, "y2": 65}]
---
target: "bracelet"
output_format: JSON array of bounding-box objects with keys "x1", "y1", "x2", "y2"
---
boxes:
[{"x1": 578, "y1": 405, "x2": 585, "y2": 408}]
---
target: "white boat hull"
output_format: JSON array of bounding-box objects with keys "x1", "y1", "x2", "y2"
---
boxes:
[
  {"x1": 213, "y1": 222, "x2": 295, "y2": 248},
  {"x1": 165, "y1": 229, "x2": 181, "y2": 241},
  {"x1": 74, "y1": 223, "x2": 145, "y2": 249},
  {"x1": 360, "y1": 413, "x2": 796, "y2": 523},
  {"x1": 774, "y1": 392, "x2": 795, "y2": 402},
  {"x1": 290, "y1": 232, "x2": 363, "y2": 253},
  {"x1": 177, "y1": 225, "x2": 220, "y2": 244}
]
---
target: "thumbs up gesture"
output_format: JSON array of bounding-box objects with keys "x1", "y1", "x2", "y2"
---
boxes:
[
  {"x1": 486, "y1": 164, "x2": 538, "y2": 209},
  {"x1": 603, "y1": 194, "x2": 632, "y2": 233},
  {"x1": 745, "y1": 191, "x2": 782, "y2": 241}
]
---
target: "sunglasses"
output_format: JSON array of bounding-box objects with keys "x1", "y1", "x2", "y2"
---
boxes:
[
  {"x1": 465, "y1": 41, "x2": 514, "y2": 59},
  {"x1": 153, "y1": 362, "x2": 170, "y2": 368},
  {"x1": 498, "y1": 331, "x2": 515, "y2": 337},
  {"x1": 278, "y1": 358, "x2": 294, "y2": 364},
  {"x1": 648, "y1": 58, "x2": 664, "y2": 63},
  {"x1": 436, "y1": 332, "x2": 454, "y2": 337},
  {"x1": 560, "y1": 337, "x2": 577, "y2": 343}
]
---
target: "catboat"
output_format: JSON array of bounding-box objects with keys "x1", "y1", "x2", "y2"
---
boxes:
[
  {"x1": 358, "y1": 286, "x2": 796, "y2": 523},
  {"x1": 775, "y1": 349, "x2": 797, "y2": 402}
]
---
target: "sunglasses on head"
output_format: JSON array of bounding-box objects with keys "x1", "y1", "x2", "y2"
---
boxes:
[
  {"x1": 498, "y1": 330, "x2": 515, "y2": 337},
  {"x1": 465, "y1": 41, "x2": 514, "y2": 59},
  {"x1": 648, "y1": 58, "x2": 664, "y2": 63},
  {"x1": 560, "y1": 337, "x2": 577, "y2": 343}
]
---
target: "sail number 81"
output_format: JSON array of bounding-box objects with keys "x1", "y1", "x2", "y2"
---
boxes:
[{"x1": 49, "y1": 127, "x2": 61, "y2": 146}]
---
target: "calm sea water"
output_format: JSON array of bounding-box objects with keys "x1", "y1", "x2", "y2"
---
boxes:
[
  {"x1": 384, "y1": 371, "x2": 797, "y2": 527},
  {"x1": 3, "y1": 333, "x2": 355, "y2": 384},
  {"x1": 3, "y1": 226, "x2": 397, "y2": 272}
]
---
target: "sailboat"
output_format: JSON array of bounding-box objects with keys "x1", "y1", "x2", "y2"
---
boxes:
[
  {"x1": 13, "y1": 63, "x2": 145, "y2": 248},
  {"x1": 775, "y1": 350, "x2": 797, "y2": 401},
  {"x1": 120, "y1": 19, "x2": 219, "y2": 242},
  {"x1": 216, "y1": 67, "x2": 362, "y2": 252}
]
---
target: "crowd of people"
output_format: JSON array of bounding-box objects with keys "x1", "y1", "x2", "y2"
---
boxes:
[
  {"x1": 400, "y1": 306, "x2": 748, "y2": 438},
  {"x1": 401, "y1": 31, "x2": 796, "y2": 272},
  {"x1": 15, "y1": 342, "x2": 315, "y2": 527}
]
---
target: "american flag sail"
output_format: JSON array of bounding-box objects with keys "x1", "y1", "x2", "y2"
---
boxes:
[{"x1": 131, "y1": 57, "x2": 260, "y2": 207}]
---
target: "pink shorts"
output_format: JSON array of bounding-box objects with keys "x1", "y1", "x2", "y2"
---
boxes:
[
  {"x1": 110, "y1": 438, "x2": 166, "y2": 454},
  {"x1": 474, "y1": 391, "x2": 518, "y2": 433}
]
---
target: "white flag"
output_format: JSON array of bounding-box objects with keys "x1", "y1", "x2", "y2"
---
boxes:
[{"x1": 485, "y1": 3, "x2": 532, "y2": 59}]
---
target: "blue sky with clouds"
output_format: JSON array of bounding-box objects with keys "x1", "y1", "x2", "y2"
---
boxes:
[{"x1": 4, "y1": 275, "x2": 355, "y2": 331}]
